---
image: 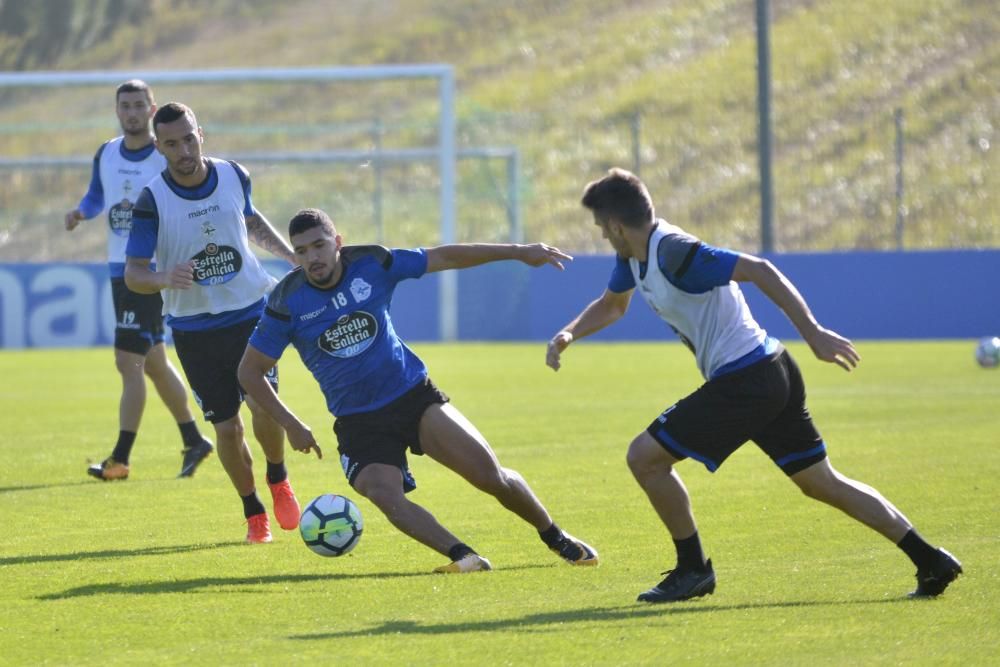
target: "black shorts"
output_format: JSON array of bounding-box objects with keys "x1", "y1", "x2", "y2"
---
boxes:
[
  {"x1": 334, "y1": 377, "x2": 450, "y2": 494},
  {"x1": 111, "y1": 278, "x2": 166, "y2": 355},
  {"x1": 646, "y1": 349, "x2": 826, "y2": 476},
  {"x1": 172, "y1": 316, "x2": 277, "y2": 424}
]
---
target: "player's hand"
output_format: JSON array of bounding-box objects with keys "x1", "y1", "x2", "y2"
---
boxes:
[
  {"x1": 64, "y1": 210, "x2": 82, "y2": 231},
  {"x1": 286, "y1": 421, "x2": 323, "y2": 459},
  {"x1": 519, "y1": 243, "x2": 573, "y2": 271},
  {"x1": 806, "y1": 326, "x2": 860, "y2": 372},
  {"x1": 546, "y1": 331, "x2": 573, "y2": 371},
  {"x1": 166, "y1": 261, "x2": 196, "y2": 289}
]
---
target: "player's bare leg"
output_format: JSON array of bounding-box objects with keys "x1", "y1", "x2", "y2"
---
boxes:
[
  {"x1": 213, "y1": 415, "x2": 255, "y2": 495},
  {"x1": 143, "y1": 343, "x2": 195, "y2": 423},
  {"x1": 115, "y1": 349, "x2": 147, "y2": 433},
  {"x1": 418, "y1": 403, "x2": 552, "y2": 528},
  {"x1": 246, "y1": 394, "x2": 299, "y2": 530},
  {"x1": 354, "y1": 462, "x2": 466, "y2": 557},
  {"x1": 419, "y1": 403, "x2": 598, "y2": 566},
  {"x1": 626, "y1": 432, "x2": 698, "y2": 539},
  {"x1": 793, "y1": 459, "x2": 961, "y2": 597},
  {"x1": 628, "y1": 432, "x2": 715, "y2": 603}
]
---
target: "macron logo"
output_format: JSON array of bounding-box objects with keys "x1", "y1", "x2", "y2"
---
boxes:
[{"x1": 188, "y1": 204, "x2": 221, "y2": 219}]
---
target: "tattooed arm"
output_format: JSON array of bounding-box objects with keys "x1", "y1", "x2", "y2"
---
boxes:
[{"x1": 246, "y1": 212, "x2": 295, "y2": 265}]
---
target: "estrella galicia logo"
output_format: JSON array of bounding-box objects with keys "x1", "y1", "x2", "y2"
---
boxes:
[
  {"x1": 318, "y1": 311, "x2": 378, "y2": 358},
  {"x1": 191, "y1": 244, "x2": 243, "y2": 286},
  {"x1": 108, "y1": 199, "x2": 133, "y2": 236}
]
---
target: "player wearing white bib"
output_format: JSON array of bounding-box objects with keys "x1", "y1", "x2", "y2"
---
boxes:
[
  {"x1": 238, "y1": 208, "x2": 599, "y2": 573},
  {"x1": 125, "y1": 102, "x2": 301, "y2": 544},
  {"x1": 64, "y1": 80, "x2": 212, "y2": 482},
  {"x1": 547, "y1": 168, "x2": 961, "y2": 602}
]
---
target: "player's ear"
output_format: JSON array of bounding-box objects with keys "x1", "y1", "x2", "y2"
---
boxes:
[{"x1": 335, "y1": 234, "x2": 344, "y2": 250}]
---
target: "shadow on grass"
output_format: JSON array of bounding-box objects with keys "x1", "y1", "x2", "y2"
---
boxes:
[
  {"x1": 289, "y1": 597, "x2": 912, "y2": 639},
  {"x1": 4, "y1": 541, "x2": 244, "y2": 567},
  {"x1": 0, "y1": 476, "x2": 202, "y2": 494},
  {"x1": 39, "y1": 571, "x2": 432, "y2": 600},
  {"x1": 36, "y1": 563, "x2": 552, "y2": 600}
]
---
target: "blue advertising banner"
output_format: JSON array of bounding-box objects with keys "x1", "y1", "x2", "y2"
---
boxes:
[{"x1": 2, "y1": 249, "x2": 999, "y2": 349}]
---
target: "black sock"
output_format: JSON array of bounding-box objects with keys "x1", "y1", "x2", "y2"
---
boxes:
[
  {"x1": 241, "y1": 491, "x2": 267, "y2": 519},
  {"x1": 538, "y1": 522, "x2": 564, "y2": 548},
  {"x1": 266, "y1": 460, "x2": 287, "y2": 485},
  {"x1": 674, "y1": 532, "x2": 707, "y2": 571},
  {"x1": 897, "y1": 529, "x2": 940, "y2": 569},
  {"x1": 110, "y1": 430, "x2": 137, "y2": 465},
  {"x1": 178, "y1": 421, "x2": 203, "y2": 447},
  {"x1": 448, "y1": 543, "x2": 476, "y2": 561}
]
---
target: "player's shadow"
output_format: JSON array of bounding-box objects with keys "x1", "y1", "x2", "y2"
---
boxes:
[
  {"x1": 4, "y1": 541, "x2": 244, "y2": 567},
  {"x1": 0, "y1": 481, "x2": 99, "y2": 494},
  {"x1": 37, "y1": 570, "x2": 434, "y2": 600},
  {"x1": 289, "y1": 597, "x2": 911, "y2": 640}
]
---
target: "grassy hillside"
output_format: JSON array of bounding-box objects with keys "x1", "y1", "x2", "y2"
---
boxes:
[{"x1": 0, "y1": 0, "x2": 996, "y2": 261}]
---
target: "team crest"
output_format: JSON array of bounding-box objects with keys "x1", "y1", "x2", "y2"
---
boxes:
[
  {"x1": 202, "y1": 221, "x2": 216, "y2": 239},
  {"x1": 350, "y1": 277, "x2": 372, "y2": 303}
]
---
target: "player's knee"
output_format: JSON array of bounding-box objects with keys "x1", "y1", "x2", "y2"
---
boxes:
[
  {"x1": 359, "y1": 483, "x2": 403, "y2": 514},
  {"x1": 114, "y1": 351, "x2": 145, "y2": 377},
  {"x1": 214, "y1": 419, "x2": 244, "y2": 446},
  {"x1": 626, "y1": 435, "x2": 661, "y2": 477}
]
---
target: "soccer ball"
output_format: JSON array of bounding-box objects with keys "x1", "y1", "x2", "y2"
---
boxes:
[
  {"x1": 975, "y1": 336, "x2": 1000, "y2": 369},
  {"x1": 299, "y1": 494, "x2": 363, "y2": 557}
]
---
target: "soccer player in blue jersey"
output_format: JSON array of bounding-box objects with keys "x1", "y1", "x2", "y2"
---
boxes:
[
  {"x1": 547, "y1": 168, "x2": 961, "y2": 602},
  {"x1": 238, "y1": 207, "x2": 599, "y2": 573},
  {"x1": 125, "y1": 102, "x2": 301, "y2": 543},
  {"x1": 64, "y1": 81, "x2": 212, "y2": 481}
]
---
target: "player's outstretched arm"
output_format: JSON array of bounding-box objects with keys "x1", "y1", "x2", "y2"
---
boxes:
[
  {"x1": 732, "y1": 254, "x2": 860, "y2": 371},
  {"x1": 546, "y1": 288, "x2": 632, "y2": 371},
  {"x1": 425, "y1": 242, "x2": 572, "y2": 273},
  {"x1": 245, "y1": 212, "x2": 295, "y2": 265},
  {"x1": 238, "y1": 346, "x2": 322, "y2": 459}
]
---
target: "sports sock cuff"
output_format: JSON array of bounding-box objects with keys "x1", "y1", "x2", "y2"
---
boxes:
[
  {"x1": 111, "y1": 430, "x2": 137, "y2": 465},
  {"x1": 178, "y1": 420, "x2": 202, "y2": 445},
  {"x1": 538, "y1": 522, "x2": 564, "y2": 548},
  {"x1": 448, "y1": 543, "x2": 476, "y2": 561},
  {"x1": 240, "y1": 491, "x2": 267, "y2": 519},
  {"x1": 266, "y1": 460, "x2": 288, "y2": 485}
]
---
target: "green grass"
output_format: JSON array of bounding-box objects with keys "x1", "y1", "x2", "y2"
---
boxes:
[{"x1": 1, "y1": 341, "x2": 998, "y2": 665}]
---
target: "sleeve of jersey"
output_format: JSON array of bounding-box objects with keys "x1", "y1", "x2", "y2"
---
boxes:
[
  {"x1": 607, "y1": 255, "x2": 636, "y2": 293},
  {"x1": 126, "y1": 188, "x2": 159, "y2": 259},
  {"x1": 248, "y1": 308, "x2": 292, "y2": 361},
  {"x1": 389, "y1": 248, "x2": 428, "y2": 281},
  {"x1": 77, "y1": 147, "x2": 105, "y2": 218},
  {"x1": 229, "y1": 160, "x2": 255, "y2": 217},
  {"x1": 658, "y1": 235, "x2": 739, "y2": 294}
]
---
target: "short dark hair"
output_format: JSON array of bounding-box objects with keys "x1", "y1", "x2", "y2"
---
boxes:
[
  {"x1": 289, "y1": 208, "x2": 337, "y2": 238},
  {"x1": 152, "y1": 102, "x2": 196, "y2": 135},
  {"x1": 116, "y1": 79, "x2": 153, "y2": 104},
  {"x1": 580, "y1": 167, "x2": 654, "y2": 228}
]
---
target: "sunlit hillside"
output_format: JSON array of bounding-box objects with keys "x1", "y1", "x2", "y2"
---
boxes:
[{"x1": 0, "y1": 0, "x2": 996, "y2": 261}]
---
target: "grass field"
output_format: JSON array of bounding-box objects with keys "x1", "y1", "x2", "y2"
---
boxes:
[{"x1": 1, "y1": 341, "x2": 997, "y2": 665}]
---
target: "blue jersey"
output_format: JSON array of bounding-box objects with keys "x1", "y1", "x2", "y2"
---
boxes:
[{"x1": 249, "y1": 245, "x2": 429, "y2": 417}]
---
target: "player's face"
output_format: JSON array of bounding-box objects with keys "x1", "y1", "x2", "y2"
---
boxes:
[
  {"x1": 116, "y1": 91, "x2": 154, "y2": 137},
  {"x1": 155, "y1": 113, "x2": 205, "y2": 183},
  {"x1": 595, "y1": 216, "x2": 631, "y2": 257},
  {"x1": 292, "y1": 226, "x2": 344, "y2": 288}
]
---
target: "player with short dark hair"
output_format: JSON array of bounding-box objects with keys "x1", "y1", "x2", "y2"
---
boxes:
[
  {"x1": 65, "y1": 81, "x2": 213, "y2": 481},
  {"x1": 238, "y1": 207, "x2": 599, "y2": 572},
  {"x1": 125, "y1": 102, "x2": 301, "y2": 543},
  {"x1": 547, "y1": 167, "x2": 962, "y2": 602}
]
